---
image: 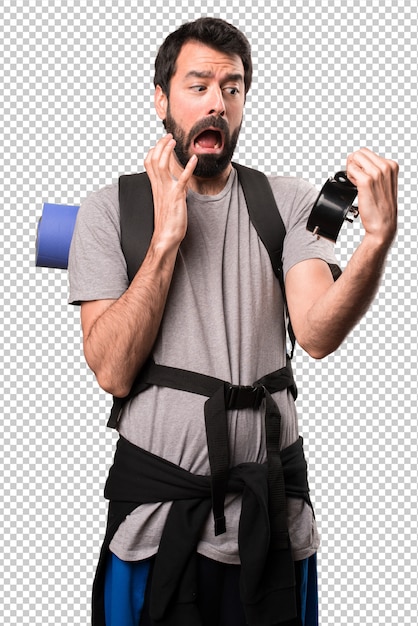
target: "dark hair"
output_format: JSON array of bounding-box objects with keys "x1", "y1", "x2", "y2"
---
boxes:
[{"x1": 154, "y1": 17, "x2": 252, "y2": 95}]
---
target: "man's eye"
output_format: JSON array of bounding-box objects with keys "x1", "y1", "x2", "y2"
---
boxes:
[
  {"x1": 191, "y1": 85, "x2": 206, "y2": 92},
  {"x1": 224, "y1": 87, "x2": 240, "y2": 96}
]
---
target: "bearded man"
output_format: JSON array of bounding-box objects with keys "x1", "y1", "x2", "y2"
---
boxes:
[{"x1": 68, "y1": 17, "x2": 398, "y2": 626}]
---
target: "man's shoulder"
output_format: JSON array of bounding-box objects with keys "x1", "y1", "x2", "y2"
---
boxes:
[
  {"x1": 265, "y1": 174, "x2": 318, "y2": 229},
  {"x1": 266, "y1": 173, "x2": 316, "y2": 195},
  {"x1": 76, "y1": 181, "x2": 120, "y2": 231},
  {"x1": 80, "y1": 180, "x2": 119, "y2": 209}
]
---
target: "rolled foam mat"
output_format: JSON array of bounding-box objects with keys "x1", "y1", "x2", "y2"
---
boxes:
[{"x1": 36, "y1": 203, "x2": 79, "y2": 269}]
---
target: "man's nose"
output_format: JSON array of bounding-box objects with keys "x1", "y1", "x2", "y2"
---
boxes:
[{"x1": 208, "y1": 88, "x2": 226, "y2": 117}]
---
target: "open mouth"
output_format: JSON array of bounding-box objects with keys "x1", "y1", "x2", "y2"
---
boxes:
[{"x1": 193, "y1": 129, "x2": 224, "y2": 151}]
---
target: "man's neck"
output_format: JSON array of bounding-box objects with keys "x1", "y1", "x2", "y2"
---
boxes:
[{"x1": 189, "y1": 165, "x2": 233, "y2": 195}]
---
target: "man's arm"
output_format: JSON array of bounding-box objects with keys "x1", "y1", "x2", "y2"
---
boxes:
[
  {"x1": 285, "y1": 148, "x2": 398, "y2": 359},
  {"x1": 81, "y1": 135, "x2": 197, "y2": 397}
]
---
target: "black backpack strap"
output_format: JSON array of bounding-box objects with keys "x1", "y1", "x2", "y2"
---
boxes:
[
  {"x1": 119, "y1": 172, "x2": 154, "y2": 283},
  {"x1": 233, "y1": 162, "x2": 296, "y2": 355},
  {"x1": 232, "y1": 163, "x2": 286, "y2": 291}
]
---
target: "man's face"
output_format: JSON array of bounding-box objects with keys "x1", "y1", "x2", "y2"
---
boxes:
[{"x1": 155, "y1": 41, "x2": 246, "y2": 178}]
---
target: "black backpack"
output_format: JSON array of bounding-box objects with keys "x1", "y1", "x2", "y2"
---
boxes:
[
  {"x1": 109, "y1": 162, "x2": 294, "y2": 418},
  {"x1": 116, "y1": 162, "x2": 295, "y2": 398},
  {"x1": 109, "y1": 162, "x2": 342, "y2": 427},
  {"x1": 109, "y1": 162, "x2": 295, "y2": 431}
]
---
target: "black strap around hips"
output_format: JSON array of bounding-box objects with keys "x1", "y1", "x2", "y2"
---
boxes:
[{"x1": 109, "y1": 357, "x2": 297, "y2": 538}]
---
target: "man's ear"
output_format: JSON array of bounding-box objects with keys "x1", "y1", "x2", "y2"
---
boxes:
[{"x1": 154, "y1": 85, "x2": 168, "y2": 121}]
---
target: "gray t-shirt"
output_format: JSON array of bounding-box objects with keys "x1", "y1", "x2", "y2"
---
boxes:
[{"x1": 69, "y1": 168, "x2": 339, "y2": 563}]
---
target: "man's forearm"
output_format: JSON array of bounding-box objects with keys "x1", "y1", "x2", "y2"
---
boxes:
[
  {"x1": 83, "y1": 241, "x2": 179, "y2": 397},
  {"x1": 302, "y1": 233, "x2": 393, "y2": 358}
]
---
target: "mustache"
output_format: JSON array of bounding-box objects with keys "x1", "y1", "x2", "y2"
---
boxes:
[{"x1": 188, "y1": 115, "x2": 230, "y2": 140}]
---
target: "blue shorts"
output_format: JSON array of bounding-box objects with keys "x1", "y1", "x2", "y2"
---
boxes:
[{"x1": 104, "y1": 551, "x2": 318, "y2": 626}]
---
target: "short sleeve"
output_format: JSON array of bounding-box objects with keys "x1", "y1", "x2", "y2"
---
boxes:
[
  {"x1": 68, "y1": 183, "x2": 129, "y2": 305},
  {"x1": 268, "y1": 176, "x2": 340, "y2": 279}
]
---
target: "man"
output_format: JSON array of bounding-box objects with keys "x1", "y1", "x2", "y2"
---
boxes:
[{"x1": 69, "y1": 17, "x2": 398, "y2": 626}]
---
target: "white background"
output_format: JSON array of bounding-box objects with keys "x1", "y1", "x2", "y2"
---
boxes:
[{"x1": 1, "y1": 0, "x2": 417, "y2": 624}]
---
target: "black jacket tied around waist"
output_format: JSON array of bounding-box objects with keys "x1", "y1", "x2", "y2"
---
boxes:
[{"x1": 92, "y1": 434, "x2": 312, "y2": 625}]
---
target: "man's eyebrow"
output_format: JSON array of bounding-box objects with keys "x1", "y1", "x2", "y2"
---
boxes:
[{"x1": 184, "y1": 70, "x2": 244, "y2": 82}]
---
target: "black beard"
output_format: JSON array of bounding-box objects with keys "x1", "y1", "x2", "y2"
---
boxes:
[{"x1": 164, "y1": 112, "x2": 241, "y2": 178}]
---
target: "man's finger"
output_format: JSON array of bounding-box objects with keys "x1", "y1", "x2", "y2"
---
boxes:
[{"x1": 178, "y1": 154, "x2": 198, "y2": 187}]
